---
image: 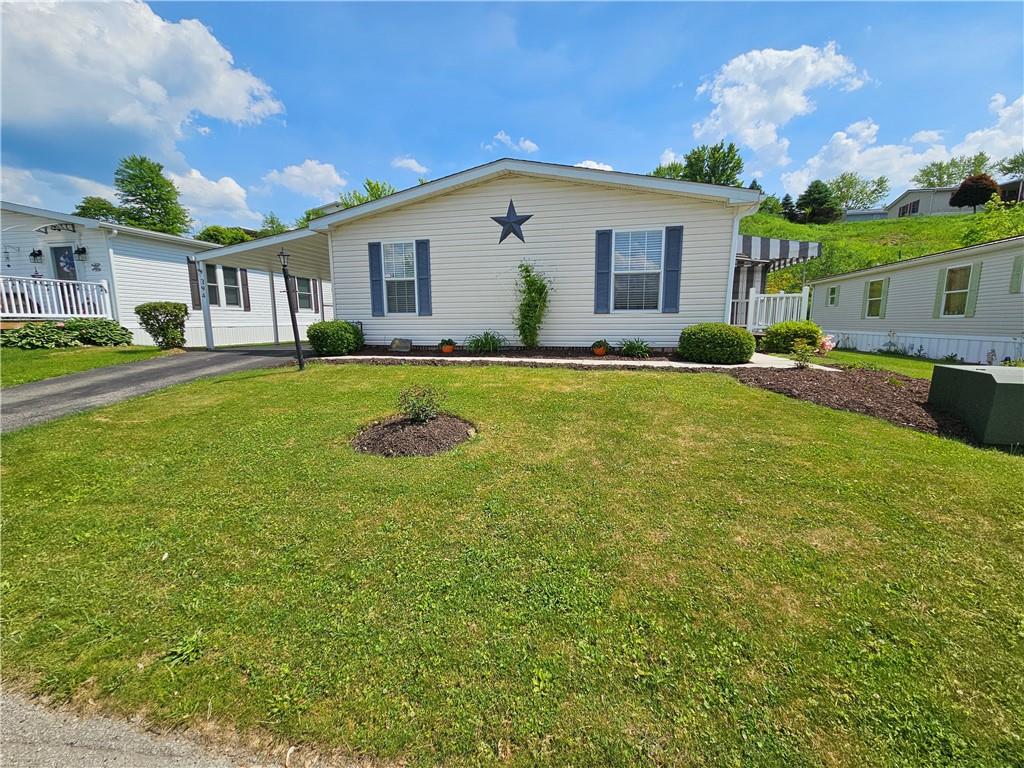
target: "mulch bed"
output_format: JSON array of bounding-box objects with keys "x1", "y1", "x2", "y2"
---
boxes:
[
  {"x1": 726, "y1": 366, "x2": 972, "y2": 441},
  {"x1": 359, "y1": 345, "x2": 676, "y2": 361},
  {"x1": 352, "y1": 413, "x2": 476, "y2": 457}
]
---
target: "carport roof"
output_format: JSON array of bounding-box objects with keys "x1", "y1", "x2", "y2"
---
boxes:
[{"x1": 195, "y1": 228, "x2": 331, "y2": 280}]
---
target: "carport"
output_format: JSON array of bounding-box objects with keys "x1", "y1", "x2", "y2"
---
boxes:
[{"x1": 192, "y1": 228, "x2": 332, "y2": 350}]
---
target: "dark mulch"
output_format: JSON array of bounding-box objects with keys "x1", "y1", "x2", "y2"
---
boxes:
[
  {"x1": 727, "y1": 366, "x2": 972, "y2": 441},
  {"x1": 352, "y1": 413, "x2": 476, "y2": 457},
  {"x1": 359, "y1": 345, "x2": 676, "y2": 361}
]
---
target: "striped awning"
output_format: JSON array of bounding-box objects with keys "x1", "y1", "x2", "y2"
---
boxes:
[{"x1": 738, "y1": 235, "x2": 820, "y2": 272}]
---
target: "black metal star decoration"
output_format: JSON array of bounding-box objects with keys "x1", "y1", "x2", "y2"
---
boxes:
[{"x1": 491, "y1": 199, "x2": 532, "y2": 243}]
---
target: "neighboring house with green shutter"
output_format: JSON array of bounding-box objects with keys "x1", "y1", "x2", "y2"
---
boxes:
[
  {"x1": 198, "y1": 159, "x2": 762, "y2": 349},
  {"x1": 1, "y1": 201, "x2": 332, "y2": 346},
  {"x1": 809, "y1": 236, "x2": 1024, "y2": 363}
]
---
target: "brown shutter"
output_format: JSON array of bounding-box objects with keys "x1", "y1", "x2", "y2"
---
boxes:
[
  {"x1": 186, "y1": 258, "x2": 202, "y2": 310},
  {"x1": 312, "y1": 279, "x2": 319, "y2": 312},
  {"x1": 240, "y1": 268, "x2": 251, "y2": 311}
]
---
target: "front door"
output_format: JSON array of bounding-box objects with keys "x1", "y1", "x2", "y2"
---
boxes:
[{"x1": 52, "y1": 246, "x2": 77, "y2": 280}]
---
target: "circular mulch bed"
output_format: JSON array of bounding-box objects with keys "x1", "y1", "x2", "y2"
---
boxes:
[{"x1": 352, "y1": 414, "x2": 476, "y2": 457}]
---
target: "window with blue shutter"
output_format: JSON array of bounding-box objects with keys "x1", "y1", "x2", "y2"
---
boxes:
[
  {"x1": 594, "y1": 229, "x2": 612, "y2": 314},
  {"x1": 415, "y1": 239, "x2": 432, "y2": 316},
  {"x1": 661, "y1": 225, "x2": 683, "y2": 313},
  {"x1": 368, "y1": 242, "x2": 384, "y2": 316}
]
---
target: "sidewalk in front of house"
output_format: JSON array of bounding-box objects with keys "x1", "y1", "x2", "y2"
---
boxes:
[{"x1": 319, "y1": 351, "x2": 832, "y2": 371}]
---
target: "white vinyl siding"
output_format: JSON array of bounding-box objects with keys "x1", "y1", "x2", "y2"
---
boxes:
[
  {"x1": 612, "y1": 229, "x2": 662, "y2": 311},
  {"x1": 382, "y1": 241, "x2": 417, "y2": 314},
  {"x1": 865, "y1": 279, "x2": 884, "y2": 317},
  {"x1": 329, "y1": 174, "x2": 735, "y2": 347},
  {"x1": 942, "y1": 265, "x2": 971, "y2": 317}
]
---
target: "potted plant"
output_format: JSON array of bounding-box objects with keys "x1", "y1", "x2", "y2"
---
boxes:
[
  {"x1": 591, "y1": 339, "x2": 609, "y2": 357},
  {"x1": 439, "y1": 338, "x2": 456, "y2": 354}
]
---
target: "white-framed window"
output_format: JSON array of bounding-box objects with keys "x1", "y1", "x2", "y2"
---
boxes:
[
  {"x1": 205, "y1": 263, "x2": 220, "y2": 306},
  {"x1": 612, "y1": 229, "x2": 662, "y2": 311},
  {"x1": 295, "y1": 277, "x2": 313, "y2": 310},
  {"x1": 222, "y1": 266, "x2": 242, "y2": 307},
  {"x1": 382, "y1": 241, "x2": 417, "y2": 314},
  {"x1": 827, "y1": 286, "x2": 838, "y2": 306},
  {"x1": 942, "y1": 264, "x2": 972, "y2": 317},
  {"x1": 865, "y1": 279, "x2": 884, "y2": 317}
]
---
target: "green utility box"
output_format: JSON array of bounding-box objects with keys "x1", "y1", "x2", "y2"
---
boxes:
[{"x1": 928, "y1": 365, "x2": 1024, "y2": 447}]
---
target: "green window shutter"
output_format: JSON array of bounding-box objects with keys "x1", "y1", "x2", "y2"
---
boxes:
[
  {"x1": 862, "y1": 281, "x2": 871, "y2": 318},
  {"x1": 1011, "y1": 254, "x2": 1024, "y2": 294},
  {"x1": 932, "y1": 268, "x2": 947, "y2": 318},
  {"x1": 878, "y1": 277, "x2": 890, "y2": 319},
  {"x1": 964, "y1": 261, "x2": 983, "y2": 317}
]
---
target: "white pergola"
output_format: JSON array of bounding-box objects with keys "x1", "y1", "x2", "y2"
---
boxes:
[{"x1": 193, "y1": 228, "x2": 331, "y2": 349}]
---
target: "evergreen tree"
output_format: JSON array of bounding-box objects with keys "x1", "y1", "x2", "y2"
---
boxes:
[
  {"x1": 748, "y1": 179, "x2": 763, "y2": 191},
  {"x1": 796, "y1": 180, "x2": 842, "y2": 224},
  {"x1": 780, "y1": 193, "x2": 799, "y2": 222}
]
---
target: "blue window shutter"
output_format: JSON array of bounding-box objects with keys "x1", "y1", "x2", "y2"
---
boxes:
[
  {"x1": 662, "y1": 225, "x2": 683, "y2": 313},
  {"x1": 415, "y1": 239, "x2": 432, "y2": 316},
  {"x1": 368, "y1": 242, "x2": 384, "y2": 317},
  {"x1": 594, "y1": 229, "x2": 612, "y2": 314}
]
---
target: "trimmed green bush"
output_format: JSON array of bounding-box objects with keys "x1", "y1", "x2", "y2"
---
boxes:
[
  {"x1": 677, "y1": 323, "x2": 755, "y2": 364},
  {"x1": 465, "y1": 331, "x2": 506, "y2": 354},
  {"x1": 761, "y1": 320, "x2": 823, "y2": 353},
  {"x1": 63, "y1": 318, "x2": 134, "y2": 347},
  {"x1": 399, "y1": 385, "x2": 446, "y2": 423},
  {"x1": 134, "y1": 302, "x2": 189, "y2": 349},
  {"x1": 0, "y1": 322, "x2": 81, "y2": 350},
  {"x1": 306, "y1": 320, "x2": 364, "y2": 356}
]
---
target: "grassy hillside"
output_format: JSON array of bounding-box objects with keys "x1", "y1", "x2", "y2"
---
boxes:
[{"x1": 740, "y1": 213, "x2": 974, "y2": 292}]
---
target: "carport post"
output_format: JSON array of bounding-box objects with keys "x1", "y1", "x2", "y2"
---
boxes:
[{"x1": 195, "y1": 258, "x2": 215, "y2": 350}]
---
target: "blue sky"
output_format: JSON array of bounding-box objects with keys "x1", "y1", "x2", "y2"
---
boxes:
[{"x1": 2, "y1": 2, "x2": 1022, "y2": 230}]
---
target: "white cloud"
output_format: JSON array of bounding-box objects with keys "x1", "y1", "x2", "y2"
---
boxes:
[
  {"x1": 1, "y1": 167, "x2": 116, "y2": 210},
  {"x1": 1, "y1": 1, "x2": 283, "y2": 156},
  {"x1": 391, "y1": 155, "x2": 429, "y2": 174},
  {"x1": 780, "y1": 94, "x2": 1024, "y2": 197},
  {"x1": 574, "y1": 160, "x2": 614, "y2": 171},
  {"x1": 659, "y1": 149, "x2": 680, "y2": 166},
  {"x1": 953, "y1": 93, "x2": 1024, "y2": 160},
  {"x1": 484, "y1": 130, "x2": 539, "y2": 154},
  {"x1": 261, "y1": 159, "x2": 346, "y2": 202},
  {"x1": 910, "y1": 129, "x2": 943, "y2": 144},
  {"x1": 693, "y1": 42, "x2": 868, "y2": 167},
  {"x1": 168, "y1": 168, "x2": 261, "y2": 226}
]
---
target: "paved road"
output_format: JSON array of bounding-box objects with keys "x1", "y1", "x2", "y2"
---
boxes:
[
  {"x1": 2, "y1": 347, "x2": 307, "y2": 433},
  {"x1": 1, "y1": 694, "x2": 271, "y2": 768}
]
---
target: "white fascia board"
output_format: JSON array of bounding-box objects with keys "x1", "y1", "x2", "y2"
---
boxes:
[
  {"x1": 308, "y1": 158, "x2": 761, "y2": 231},
  {"x1": 1, "y1": 200, "x2": 103, "y2": 229}
]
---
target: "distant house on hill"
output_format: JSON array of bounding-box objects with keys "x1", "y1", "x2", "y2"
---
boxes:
[{"x1": 883, "y1": 180, "x2": 1022, "y2": 219}]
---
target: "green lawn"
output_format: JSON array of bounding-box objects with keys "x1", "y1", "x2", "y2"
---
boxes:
[
  {"x1": 1, "y1": 345, "x2": 171, "y2": 387},
  {"x1": 3, "y1": 364, "x2": 1022, "y2": 767},
  {"x1": 806, "y1": 349, "x2": 943, "y2": 379}
]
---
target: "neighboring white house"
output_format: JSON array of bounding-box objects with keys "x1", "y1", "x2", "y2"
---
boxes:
[
  {"x1": 199, "y1": 159, "x2": 765, "y2": 349},
  {"x1": 884, "y1": 187, "x2": 962, "y2": 218},
  {"x1": 809, "y1": 236, "x2": 1024, "y2": 363},
  {"x1": 0, "y1": 202, "x2": 332, "y2": 346}
]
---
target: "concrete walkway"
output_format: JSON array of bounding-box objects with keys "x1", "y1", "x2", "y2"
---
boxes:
[
  {"x1": 1, "y1": 693, "x2": 271, "y2": 768},
  {"x1": 320, "y1": 351, "x2": 826, "y2": 371},
  {"x1": 2, "y1": 347, "x2": 305, "y2": 433}
]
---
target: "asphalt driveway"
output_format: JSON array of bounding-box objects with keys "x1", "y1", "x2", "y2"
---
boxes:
[{"x1": 2, "y1": 347, "x2": 306, "y2": 433}]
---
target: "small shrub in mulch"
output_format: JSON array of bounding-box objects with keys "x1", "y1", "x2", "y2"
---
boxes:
[
  {"x1": 352, "y1": 414, "x2": 476, "y2": 457},
  {"x1": 727, "y1": 366, "x2": 972, "y2": 441}
]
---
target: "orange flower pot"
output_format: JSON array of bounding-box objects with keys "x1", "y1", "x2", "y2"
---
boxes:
[
  {"x1": 440, "y1": 344, "x2": 455, "y2": 354},
  {"x1": 593, "y1": 346, "x2": 608, "y2": 357}
]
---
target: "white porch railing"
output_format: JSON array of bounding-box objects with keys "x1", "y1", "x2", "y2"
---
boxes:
[
  {"x1": 1, "y1": 276, "x2": 112, "y2": 320},
  {"x1": 745, "y1": 286, "x2": 810, "y2": 332}
]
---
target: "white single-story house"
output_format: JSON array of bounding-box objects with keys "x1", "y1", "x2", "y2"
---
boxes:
[
  {"x1": 0, "y1": 201, "x2": 332, "y2": 346},
  {"x1": 809, "y1": 236, "x2": 1024, "y2": 363},
  {"x1": 199, "y1": 159, "x2": 775, "y2": 349}
]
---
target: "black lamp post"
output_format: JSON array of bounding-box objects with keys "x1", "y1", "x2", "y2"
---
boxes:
[{"x1": 278, "y1": 249, "x2": 305, "y2": 370}]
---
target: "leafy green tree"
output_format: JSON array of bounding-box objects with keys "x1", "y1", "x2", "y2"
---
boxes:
[
  {"x1": 72, "y1": 196, "x2": 122, "y2": 223},
  {"x1": 796, "y1": 180, "x2": 842, "y2": 224},
  {"x1": 960, "y1": 195, "x2": 1024, "y2": 246},
  {"x1": 257, "y1": 212, "x2": 288, "y2": 237},
  {"x1": 195, "y1": 225, "x2": 252, "y2": 245},
  {"x1": 826, "y1": 172, "x2": 890, "y2": 210},
  {"x1": 293, "y1": 208, "x2": 321, "y2": 228},
  {"x1": 113, "y1": 155, "x2": 191, "y2": 235},
  {"x1": 997, "y1": 150, "x2": 1024, "y2": 201},
  {"x1": 651, "y1": 141, "x2": 744, "y2": 186},
  {"x1": 950, "y1": 173, "x2": 1000, "y2": 213},
  {"x1": 338, "y1": 178, "x2": 398, "y2": 209},
  {"x1": 911, "y1": 152, "x2": 994, "y2": 187},
  {"x1": 758, "y1": 194, "x2": 783, "y2": 216}
]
